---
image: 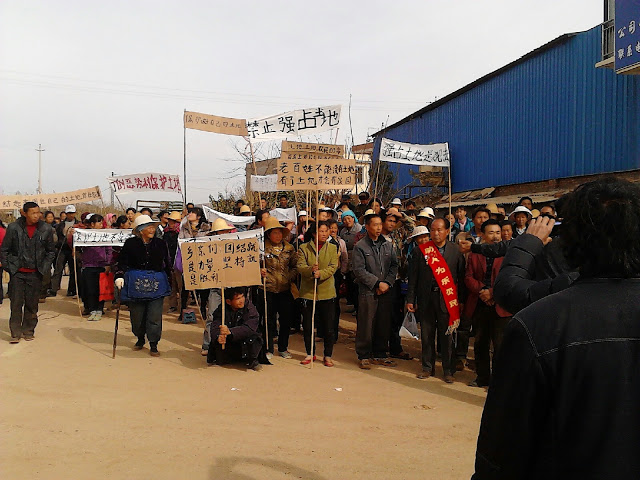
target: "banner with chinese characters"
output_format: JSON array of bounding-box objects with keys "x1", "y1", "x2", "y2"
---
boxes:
[
  {"x1": 281, "y1": 140, "x2": 345, "y2": 157},
  {"x1": 269, "y1": 207, "x2": 297, "y2": 224},
  {"x1": 277, "y1": 154, "x2": 356, "y2": 190},
  {"x1": 183, "y1": 111, "x2": 248, "y2": 136},
  {"x1": 379, "y1": 138, "x2": 450, "y2": 167},
  {"x1": 178, "y1": 227, "x2": 265, "y2": 254},
  {"x1": 0, "y1": 186, "x2": 102, "y2": 211},
  {"x1": 202, "y1": 205, "x2": 255, "y2": 227},
  {"x1": 180, "y1": 237, "x2": 262, "y2": 290},
  {"x1": 247, "y1": 105, "x2": 341, "y2": 141},
  {"x1": 107, "y1": 173, "x2": 182, "y2": 194},
  {"x1": 250, "y1": 174, "x2": 278, "y2": 192},
  {"x1": 73, "y1": 229, "x2": 134, "y2": 247},
  {"x1": 615, "y1": 0, "x2": 640, "y2": 73}
]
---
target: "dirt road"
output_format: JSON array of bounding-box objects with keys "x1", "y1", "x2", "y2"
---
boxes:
[{"x1": 1, "y1": 284, "x2": 485, "y2": 480}]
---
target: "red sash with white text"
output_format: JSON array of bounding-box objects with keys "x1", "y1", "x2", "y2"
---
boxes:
[{"x1": 419, "y1": 241, "x2": 460, "y2": 335}]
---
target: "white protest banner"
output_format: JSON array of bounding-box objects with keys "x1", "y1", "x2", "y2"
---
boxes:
[
  {"x1": 0, "y1": 186, "x2": 102, "y2": 211},
  {"x1": 202, "y1": 205, "x2": 255, "y2": 227},
  {"x1": 379, "y1": 138, "x2": 450, "y2": 167},
  {"x1": 250, "y1": 174, "x2": 278, "y2": 192},
  {"x1": 247, "y1": 105, "x2": 341, "y2": 141},
  {"x1": 108, "y1": 173, "x2": 182, "y2": 194},
  {"x1": 269, "y1": 207, "x2": 297, "y2": 224},
  {"x1": 73, "y1": 229, "x2": 134, "y2": 247},
  {"x1": 183, "y1": 111, "x2": 248, "y2": 136}
]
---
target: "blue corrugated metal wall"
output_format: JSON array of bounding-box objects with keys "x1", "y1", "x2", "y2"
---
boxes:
[{"x1": 372, "y1": 26, "x2": 640, "y2": 195}]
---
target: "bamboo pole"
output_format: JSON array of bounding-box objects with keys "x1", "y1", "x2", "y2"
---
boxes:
[
  {"x1": 310, "y1": 189, "x2": 320, "y2": 369},
  {"x1": 73, "y1": 245, "x2": 82, "y2": 317},
  {"x1": 221, "y1": 287, "x2": 226, "y2": 350}
]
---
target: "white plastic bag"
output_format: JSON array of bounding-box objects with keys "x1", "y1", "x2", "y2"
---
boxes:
[{"x1": 399, "y1": 311, "x2": 420, "y2": 340}]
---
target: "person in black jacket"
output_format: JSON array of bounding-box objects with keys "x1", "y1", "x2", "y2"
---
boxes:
[
  {"x1": 472, "y1": 177, "x2": 640, "y2": 479},
  {"x1": 115, "y1": 215, "x2": 171, "y2": 357},
  {"x1": 207, "y1": 287, "x2": 263, "y2": 371},
  {"x1": 0, "y1": 202, "x2": 55, "y2": 342}
]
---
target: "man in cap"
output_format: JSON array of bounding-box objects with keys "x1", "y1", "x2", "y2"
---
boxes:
[
  {"x1": 50, "y1": 204, "x2": 79, "y2": 296},
  {"x1": 406, "y1": 218, "x2": 465, "y2": 382},
  {"x1": 1, "y1": 202, "x2": 56, "y2": 342},
  {"x1": 354, "y1": 192, "x2": 370, "y2": 219}
]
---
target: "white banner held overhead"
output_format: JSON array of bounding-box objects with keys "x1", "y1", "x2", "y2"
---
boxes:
[
  {"x1": 108, "y1": 173, "x2": 182, "y2": 194},
  {"x1": 269, "y1": 207, "x2": 297, "y2": 224},
  {"x1": 202, "y1": 205, "x2": 255, "y2": 227},
  {"x1": 247, "y1": 105, "x2": 341, "y2": 141},
  {"x1": 73, "y1": 229, "x2": 134, "y2": 247},
  {"x1": 379, "y1": 138, "x2": 450, "y2": 167},
  {"x1": 250, "y1": 174, "x2": 278, "y2": 192}
]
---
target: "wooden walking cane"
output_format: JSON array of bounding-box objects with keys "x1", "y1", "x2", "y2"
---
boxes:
[{"x1": 112, "y1": 287, "x2": 121, "y2": 359}]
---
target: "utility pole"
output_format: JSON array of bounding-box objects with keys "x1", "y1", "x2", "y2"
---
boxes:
[
  {"x1": 111, "y1": 171, "x2": 115, "y2": 206},
  {"x1": 36, "y1": 144, "x2": 45, "y2": 194}
]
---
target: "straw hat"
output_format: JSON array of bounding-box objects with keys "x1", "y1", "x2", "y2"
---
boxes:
[
  {"x1": 298, "y1": 210, "x2": 308, "y2": 217},
  {"x1": 417, "y1": 207, "x2": 435, "y2": 219},
  {"x1": 408, "y1": 225, "x2": 430, "y2": 240},
  {"x1": 131, "y1": 214, "x2": 159, "y2": 232},
  {"x1": 239, "y1": 205, "x2": 251, "y2": 214},
  {"x1": 530, "y1": 209, "x2": 541, "y2": 219},
  {"x1": 264, "y1": 216, "x2": 287, "y2": 233},
  {"x1": 390, "y1": 198, "x2": 402, "y2": 206},
  {"x1": 210, "y1": 218, "x2": 233, "y2": 232},
  {"x1": 485, "y1": 203, "x2": 499, "y2": 214},
  {"x1": 168, "y1": 211, "x2": 182, "y2": 222},
  {"x1": 508, "y1": 206, "x2": 533, "y2": 222},
  {"x1": 363, "y1": 208, "x2": 376, "y2": 217}
]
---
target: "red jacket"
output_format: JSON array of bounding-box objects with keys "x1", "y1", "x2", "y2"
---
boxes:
[{"x1": 464, "y1": 251, "x2": 511, "y2": 318}]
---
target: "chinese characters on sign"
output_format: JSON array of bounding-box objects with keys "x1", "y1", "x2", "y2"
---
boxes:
[
  {"x1": 379, "y1": 138, "x2": 450, "y2": 167},
  {"x1": 0, "y1": 186, "x2": 102, "y2": 211},
  {"x1": 250, "y1": 174, "x2": 279, "y2": 193},
  {"x1": 277, "y1": 154, "x2": 357, "y2": 190},
  {"x1": 108, "y1": 173, "x2": 182, "y2": 194},
  {"x1": 73, "y1": 229, "x2": 134, "y2": 247},
  {"x1": 281, "y1": 141, "x2": 345, "y2": 157},
  {"x1": 180, "y1": 237, "x2": 262, "y2": 290},
  {"x1": 615, "y1": 0, "x2": 640, "y2": 73},
  {"x1": 183, "y1": 111, "x2": 248, "y2": 136},
  {"x1": 247, "y1": 105, "x2": 341, "y2": 141}
]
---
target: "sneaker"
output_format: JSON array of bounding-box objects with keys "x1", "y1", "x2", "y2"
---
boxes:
[
  {"x1": 248, "y1": 360, "x2": 262, "y2": 371},
  {"x1": 10, "y1": 337, "x2": 20, "y2": 344},
  {"x1": 133, "y1": 338, "x2": 145, "y2": 350},
  {"x1": 266, "y1": 352, "x2": 273, "y2": 360},
  {"x1": 23, "y1": 335, "x2": 34, "y2": 341},
  {"x1": 87, "y1": 312, "x2": 98, "y2": 321},
  {"x1": 150, "y1": 345, "x2": 160, "y2": 357},
  {"x1": 279, "y1": 351, "x2": 292, "y2": 359},
  {"x1": 371, "y1": 358, "x2": 397, "y2": 367},
  {"x1": 94, "y1": 312, "x2": 102, "y2": 321},
  {"x1": 359, "y1": 359, "x2": 371, "y2": 370}
]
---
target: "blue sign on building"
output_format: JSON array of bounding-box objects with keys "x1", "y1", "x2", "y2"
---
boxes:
[{"x1": 615, "y1": 0, "x2": 640, "y2": 72}]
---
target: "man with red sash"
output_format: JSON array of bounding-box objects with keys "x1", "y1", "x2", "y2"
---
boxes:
[{"x1": 406, "y1": 218, "x2": 465, "y2": 383}]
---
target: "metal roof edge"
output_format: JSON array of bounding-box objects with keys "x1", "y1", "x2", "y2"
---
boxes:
[{"x1": 372, "y1": 28, "x2": 596, "y2": 138}]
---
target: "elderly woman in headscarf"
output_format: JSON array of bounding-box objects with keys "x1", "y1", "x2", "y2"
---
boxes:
[{"x1": 115, "y1": 214, "x2": 172, "y2": 357}]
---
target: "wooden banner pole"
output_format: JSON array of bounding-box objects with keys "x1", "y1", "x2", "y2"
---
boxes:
[
  {"x1": 310, "y1": 189, "x2": 320, "y2": 369},
  {"x1": 183, "y1": 109, "x2": 187, "y2": 205},
  {"x1": 221, "y1": 286, "x2": 226, "y2": 350},
  {"x1": 73, "y1": 245, "x2": 82, "y2": 318}
]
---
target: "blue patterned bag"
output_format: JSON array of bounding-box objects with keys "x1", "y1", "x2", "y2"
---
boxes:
[{"x1": 120, "y1": 270, "x2": 170, "y2": 302}]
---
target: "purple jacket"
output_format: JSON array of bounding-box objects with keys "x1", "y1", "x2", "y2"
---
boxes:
[{"x1": 81, "y1": 246, "x2": 112, "y2": 268}]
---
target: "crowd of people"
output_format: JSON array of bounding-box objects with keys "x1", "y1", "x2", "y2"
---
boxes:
[
  {"x1": 2, "y1": 177, "x2": 640, "y2": 477},
  {"x1": 0, "y1": 189, "x2": 558, "y2": 382}
]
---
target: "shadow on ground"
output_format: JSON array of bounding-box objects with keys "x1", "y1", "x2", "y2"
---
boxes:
[{"x1": 209, "y1": 456, "x2": 328, "y2": 480}]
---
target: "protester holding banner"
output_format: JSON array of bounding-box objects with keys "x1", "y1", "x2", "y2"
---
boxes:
[
  {"x1": 297, "y1": 222, "x2": 339, "y2": 367},
  {"x1": 163, "y1": 211, "x2": 181, "y2": 313},
  {"x1": 115, "y1": 215, "x2": 172, "y2": 357},
  {"x1": 50, "y1": 204, "x2": 78, "y2": 297},
  {"x1": 257, "y1": 217, "x2": 298, "y2": 359},
  {"x1": 79, "y1": 214, "x2": 113, "y2": 321},
  {"x1": 178, "y1": 206, "x2": 210, "y2": 318},
  {"x1": 406, "y1": 218, "x2": 465, "y2": 382},
  {"x1": 0, "y1": 202, "x2": 56, "y2": 343}
]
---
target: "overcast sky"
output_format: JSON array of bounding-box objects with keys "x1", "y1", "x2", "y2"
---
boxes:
[{"x1": 0, "y1": 0, "x2": 603, "y2": 205}]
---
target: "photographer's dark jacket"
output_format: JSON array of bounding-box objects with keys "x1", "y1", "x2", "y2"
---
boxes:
[{"x1": 473, "y1": 277, "x2": 640, "y2": 479}]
